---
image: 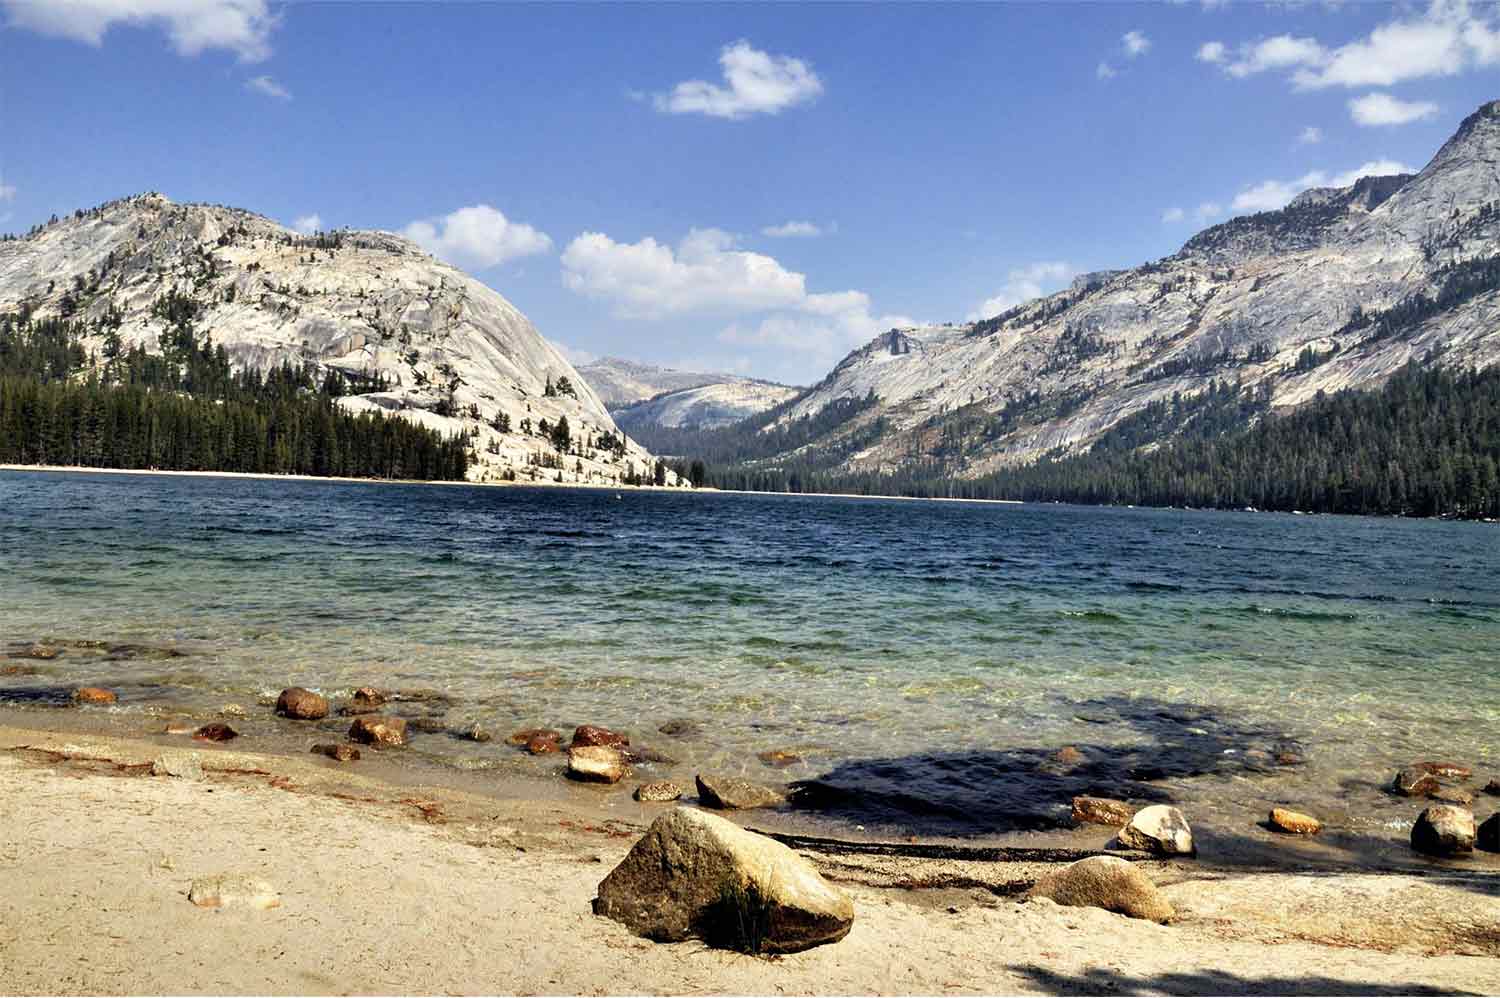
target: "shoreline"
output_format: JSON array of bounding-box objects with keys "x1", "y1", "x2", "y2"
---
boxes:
[{"x1": 1, "y1": 720, "x2": 1498, "y2": 995}]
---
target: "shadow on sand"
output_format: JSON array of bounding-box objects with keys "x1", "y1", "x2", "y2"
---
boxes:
[{"x1": 1009, "y1": 965, "x2": 1481, "y2": 997}]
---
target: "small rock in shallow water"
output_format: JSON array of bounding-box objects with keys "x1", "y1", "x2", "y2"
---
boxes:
[
  {"x1": 311, "y1": 743, "x2": 360, "y2": 762},
  {"x1": 1412, "y1": 805, "x2": 1475, "y2": 857},
  {"x1": 757, "y1": 749, "x2": 803, "y2": 769},
  {"x1": 406, "y1": 716, "x2": 447, "y2": 734},
  {"x1": 461, "y1": 724, "x2": 492, "y2": 743},
  {"x1": 151, "y1": 753, "x2": 203, "y2": 780},
  {"x1": 572, "y1": 724, "x2": 629, "y2": 749},
  {"x1": 1393, "y1": 767, "x2": 1440, "y2": 798},
  {"x1": 193, "y1": 723, "x2": 238, "y2": 742},
  {"x1": 658, "y1": 719, "x2": 702, "y2": 739},
  {"x1": 16, "y1": 644, "x2": 61, "y2": 661},
  {"x1": 526, "y1": 735, "x2": 560, "y2": 755},
  {"x1": 1072, "y1": 796, "x2": 1134, "y2": 828},
  {"x1": 1027, "y1": 855, "x2": 1174, "y2": 923},
  {"x1": 352, "y1": 686, "x2": 386, "y2": 706},
  {"x1": 568, "y1": 745, "x2": 628, "y2": 784},
  {"x1": 508, "y1": 727, "x2": 561, "y2": 747},
  {"x1": 188, "y1": 875, "x2": 280, "y2": 910},
  {"x1": 72, "y1": 687, "x2": 117, "y2": 705},
  {"x1": 1117, "y1": 804, "x2": 1195, "y2": 856},
  {"x1": 696, "y1": 773, "x2": 785, "y2": 810},
  {"x1": 1268, "y1": 807, "x2": 1322, "y2": 835},
  {"x1": 275, "y1": 687, "x2": 328, "y2": 720},
  {"x1": 219, "y1": 704, "x2": 245, "y2": 717},
  {"x1": 348, "y1": 715, "x2": 408, "y2": 747},
  {"x1": 1415, "y1": 760, "x2": 1472, "y2": 780},
  {"x1": 634, "y1": 781, "x2": 684, "y2": 802},
  {"x1": 1052, "y1": 746, "x2": 1086, "y2": 767},
  {"x1": 625, "y1": 745, "x2": 676, "y2": 765},
  {"x1": 1478, "y1": 814, "x2": 1500, "y2": 852}
]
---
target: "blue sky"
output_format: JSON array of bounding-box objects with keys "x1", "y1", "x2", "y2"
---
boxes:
[{"x1": 4, "y1": 1, "x2": 1499, "y2": 384}]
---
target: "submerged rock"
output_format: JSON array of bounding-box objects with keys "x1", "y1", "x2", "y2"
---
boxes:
[
  {"x1": 188, "y1": 875, "x2": 280, "y2": 910},
  {"x1": 757, "y1": 750, "x2": 803, "y2": 769},
  {"x1": 192, "y1": 723, "x2": 239, "y2": 742},
  {"x1": 1268, "y1": 807, "x2": 1323, "y2": 835},
  {"x1": 625, "y1": 745, "x2": 676, "y2": 765},
  {"x1": 1027, "y1": 855, "x2": 1174, "y2": 923},
  {"x1": 14, "y1": 644, "x2": 62, "y2": 661},
  {"x1": 572, "y1": 724, "x2": 629, "y2": 749},
  {"x1": 1485, "y1": 778, "x2": 1500, "y2": 796},
  {"x1": 1393, "y1": 767, "x2": 1440, "y2": 798},
  {"x1": 406, "y1": 716, "x2": 447, "y2": 734},
  {"x1": 351, "y1": 686, "x2": 386, "y2": 706},
  {"x1": 526, "y1": 735, "x2": 560, "y2": 755},
  {"x1": 658, "y1": 719, "x2": 703, "y2": 739},
  {"x1": 1415, "y1": 760, "x2": 1473, "y2": 780},
  {"x1": 568, "y1": 745, "x2": 628, "y2": 784},
  {"x1": 508, "y1": 727, "x2": 561, "y2": 747},
  {"x1": 1478, "y1": 813, "x2": 1500, "y2": 852},
  {"x1": 593, "y1": 807, "x2": 854, "y2": 952},
  {"x1": 635, "y1": 781, "x2": 685, "y2": 802},
  {"x1": 348, "y1": 715, "x2": 408, "y2": 748},
  {"x1": 696, "y1": 774, "x2": 785, "y2": 811},
  {"x1": 1412, "y1": 805, "x2": 1476, "y2": 857},
  {"x1": 72, "y1": 686, "x2": 117, "y2": 705},
  {"x1": 275, "y1": 687, "x2": 328, "y2": 720},
  {"x1": 1117, "y1": 805, "x2": 1195, "y2": 856},
  {"x1": 1052, "y1": 746, "x2": 1086, "y2": 767},
  {"x1": 1432, "y1": 786, "x2": 1475, "y2": 807},
  {"x1": 461, "y1": 724, "x2": 492, "y2": 743},
  {"x1": 311, "y1": 743, "x2": 360, "y2": 762},
  {"x1": 151, "y1": 753, "x2": 204, "y2": 780},
  {"x1": 1072, "y1": 796, "x2": 1134, "y2": 828}
]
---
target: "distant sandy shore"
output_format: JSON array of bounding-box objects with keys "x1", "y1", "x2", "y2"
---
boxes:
[
  {"x1": 0, "y1": 721, "x2": 1496, "y2": 996},
  {"x1": 0, "y1": 462, "x2": 1024, "y2": 505}
]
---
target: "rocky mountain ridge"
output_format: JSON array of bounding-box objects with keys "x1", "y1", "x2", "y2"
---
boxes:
[
  {"x1": 765, "y1": 99, "x2": 1500, "y2": 480},
  {"x1": 0, "y1": 194, "x2": 674, "y2": 485}
]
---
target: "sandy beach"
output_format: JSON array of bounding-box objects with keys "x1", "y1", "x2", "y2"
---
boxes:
[{"x1": 1, "y1": 721, "x2": 1497, "y2": 997}]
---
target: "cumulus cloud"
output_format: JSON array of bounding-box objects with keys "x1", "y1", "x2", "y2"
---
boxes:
[
  {"x1": 1229, "y1": 159, "x2": 1416, "y2": 213},
  {"x1": 1122, "y1": 30, "x2": 1151, "y2": 57},
  {"x1": 245, "y1": 74, "x2": 290, "y2": 99},
  {"x1": 761, "y1": 220, "x2": 824, "y2": 238},
  {"x1": 655, "y1": 40, "x2": 823, "y2": 119},
  {"x1": 1348, "y1": 91, "x2": 1440, "y2": 126},
  {"x1": 1162, "y1": 206, "x2": 1186, "y2": 224},
  {"x1": 1207, "y1": 1, "x2": 1500, "y2": 90},
  {"x1": 2, "y1": 0, "x2": 278, "y2": 61},
  {"x1": 1298, "y1": 125, "x2": 1324, "y2": 144},
  {"x1": 291, "y1": 213, "x2": 321, "y2": 235},
  {"x1": 403, "y1": 204, "x2": 553, "y2": 271},
  {"x1": 1096, "y1": 61, "x2": 1117, "y2": 80},
  {"x1": 1196, "y1": 41, "x2": 1227, "y2": 64},
  {"x1": 968, "y1": 262, "x2": 1073, "y2": 320}
]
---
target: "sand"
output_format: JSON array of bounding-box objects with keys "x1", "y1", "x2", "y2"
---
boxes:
[{"x1": 1, "y1": 725, "x2": 1497, "y2": 997}]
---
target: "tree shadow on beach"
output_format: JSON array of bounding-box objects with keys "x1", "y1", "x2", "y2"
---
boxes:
[{"x1": 1009, "y1": 964, "x2": 1480, "y2": 997}]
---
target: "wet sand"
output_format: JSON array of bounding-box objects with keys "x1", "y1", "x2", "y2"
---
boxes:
[{"x1": 2, "y1": 721, "x2": 1498, "y2": 996}]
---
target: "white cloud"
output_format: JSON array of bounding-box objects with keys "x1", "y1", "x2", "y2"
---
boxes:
[
  {"x1": 0, "y1": 178, "x2": 14, "y2": 202},
  {"x1": 291, "y1": 213, "x2": 321, "y2": 235},
  {"x1": 2, "y1": 0, "x2": 278, "y2": 61},
  {"x1": 761, "y1": 220, "x2": 824, "y2": 238},
  {"x1": 1229, "y1": 159, "x2": 1416, "y2": 213},
  {"x1": 1123, "y1": 30, "x2": 1151, "y2": 57},
  {"x1": 1298, "y1": 125, "x2": 1324, "y2": 144},
  {"x1": 1096, "y1": 61, "x2": 1117, "y2": 80},
  {"x1": 1348, "y1": 91, "x2": 1440, "y2": 126},
  {"x1": 245, "y1": 74, "x2": 289, "y2": 99},
  {"x1": 403, "y1": 204, "x2": 553, "y2": 271},
  {"x1": 1208, "y1": 1, "x2": 1500, "y2": 90},
  {"x1": 1162, "y1": 206, "x2": 1186, "y2": 223},
  {"x1": 1196, "y1": 202, "x2": 1224, "y2": 222},
  {"x1": 654, "y1": 40, "x2": 823, "y2": 119},
  {"x1": 1196, "y1": 40, "x2": 1227, "y2": 63},
  {"x1": 968, "y1": 262, "x2": 1073, "y2": 320}
]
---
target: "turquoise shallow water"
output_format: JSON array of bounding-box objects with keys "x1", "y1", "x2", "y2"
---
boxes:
[{"x1": 3, "y1": 469, "x2": 1499, "y2": 842}]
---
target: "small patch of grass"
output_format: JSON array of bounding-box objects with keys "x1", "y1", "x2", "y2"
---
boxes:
[{"x1": 698, "y1": 878, "x2": 774, "y2": 955}]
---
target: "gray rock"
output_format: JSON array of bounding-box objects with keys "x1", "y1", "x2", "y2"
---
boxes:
[
  {"x1": 1412, "y1": 805, "x2": 1476, "y2": 857},
  {"x1": 1116, "y1": 804, "x2": 1195, "y2": 856},
  {"x1": 695, "y1": 773, "x2": 785, "y2": 810},
  {"x1": 593, "y1": 807, "x2": 853, "y2": 952},
  {"x1": 634, "y1": 781, "x2": 684, "y2": 802},
  {"x1": 1027, "y1": 855, "x2": 1174, "y2": 923}
]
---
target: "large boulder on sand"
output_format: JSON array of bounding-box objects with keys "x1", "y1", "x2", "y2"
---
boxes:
[
  {"x1": 275, "y1": 687, "x2": 328, "y2": 720},
  {"x1": 1412, "y1": 805, "x2": 1476, "y2": 856},
  {"x1": 1027, "y1": 856, "x2": 1174, "y2": 923},
  {"x1": 1117, "y1": 804, "x2": 1195, "y2": 856},
  {"x1": 696, "y1": 773, "x2": 785, "y2": 810},
  {"x1": 593, "y1": 807, "x2": 853, "y2": 952}
]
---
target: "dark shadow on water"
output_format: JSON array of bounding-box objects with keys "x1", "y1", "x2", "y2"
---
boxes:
[
  {"x1": 789, "y1": 695, "x2": 1303, "y2": 835},
  {"x1": 1009, "y1": 965, "x2": 1479, "y2": 997}
]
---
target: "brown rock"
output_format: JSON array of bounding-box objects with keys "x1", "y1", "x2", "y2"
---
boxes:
[
  {"x1": 15, "y1": 643, "x2": 61, "y2": 660},
  {"x1": 311, "y1": 743, "x2": 361, "y2": 762},
  {"x1": 72, "y1": 686, "x2": 117, "y2": 704},
  {"x1": 351, "y1": 686, "x2": 386, "y2": 706},
  {"x1": 1478, "y1": 814, "x2": 1500, "y2": 852},
  {"x1": 634, "y1": 781, "x2": 685, "y2": 802},
  {"x1": 1432, "y1": 786, "x2": 1475, "y2": 807},
  {"x1": 1412, "y1": 805, "x2": 1476, "y2": 857},
  {"x1": 275, "y1": 687, "x2": 329, "y2": 720},
  {"x1": 1027, "y1": 855, "x2": 1174, "y2": 923},
  {"x1": 572, "y1": 724, "x2": 629, "y2": 749},
  {"x1": 508, "y1": 727, "x2": 561, "y2": 746},
  {"x1": 1072, "y1": 796, "x2": 1134, "y2": 828},
  {"x1": 526, "y1": 735, "x2": 560, "y2": 755},
  {"x1": 1053, "y1": 746, "x2": 1086, "y2": 767},
  {"x1": 695, "y1": 773, "x2": 785, "y2": 810},
  {"x1": 192, "y1": 722, "x2": 239, "y2": 742},
  {"x1": 1393, "y1": 767, "x2": 1440, "y2": 798},
  {"x1": 1268, "y1": 807, "x2": 1323, "y2": 835},
  {"x1": 1414, "y1": 761, "x2": 1472, "y2": 780},
  {"x1": 567, "y1": 745, "x2": 628, "y2": 783},
  {"x1": 757, "y1": 750, "x2": 803, "y2": 769},
  {"x1": 348, "y1": 715, "x2": 408, "y2": 748},
  {"x1": 0, "y1": 664, "x2": 38, "y2": 676}
]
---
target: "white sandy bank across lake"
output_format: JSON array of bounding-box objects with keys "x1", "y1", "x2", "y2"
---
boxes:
[{"x1": 0, "y1": 726, "x2": 1496, "y2": 996}]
